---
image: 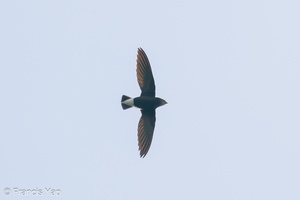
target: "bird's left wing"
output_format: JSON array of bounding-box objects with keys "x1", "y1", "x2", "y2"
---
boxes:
[
  {"x1": 136, "y1": 48, "x2": 156, "y2": 97},
  {"x1": 137, "y1": 109, "x2": 156, "y2": 157}
]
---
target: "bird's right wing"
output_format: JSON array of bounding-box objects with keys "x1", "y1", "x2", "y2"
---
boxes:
[
  {"x1": 138, "y1": 109, "x2": 156, "y2": 157},
  {"x1": 136, "y1": 48, "x2": 156, "y2": 97}
]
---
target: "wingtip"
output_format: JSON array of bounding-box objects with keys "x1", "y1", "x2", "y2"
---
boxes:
[
  {"x1": 137, "y1": 47, "x2": 144, "y2": 53},
  {"x1": 139, "y1": 144, "x2": 148, "y2": 158},
  {"x1": 139, "y1": 147, "x2": 150, "y2": 158},
  {"x1": 139, "y1": 152, "x2": 147, "y2": 158}
]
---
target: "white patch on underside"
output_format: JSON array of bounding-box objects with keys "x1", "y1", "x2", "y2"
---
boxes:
[{"x1": 122, "y1": 98, "x2": 134, "y2": 107}]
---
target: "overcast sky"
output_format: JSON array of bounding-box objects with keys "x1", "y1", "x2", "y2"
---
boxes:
[{"x1": 1, "y1": 0, "x2": 300, "y2": 199}]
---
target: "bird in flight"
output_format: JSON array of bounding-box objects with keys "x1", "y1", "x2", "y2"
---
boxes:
[{"x1": 121, "y1": 48, "x2": 167, "y2": 158}]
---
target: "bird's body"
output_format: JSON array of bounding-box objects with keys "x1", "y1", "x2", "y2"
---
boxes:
[
  {"x1": 121, "y1": 48, "x2": 167, "y2": 158},
  {"x1": 123, "y1": 96, "x2": 166, "y2": 110}
]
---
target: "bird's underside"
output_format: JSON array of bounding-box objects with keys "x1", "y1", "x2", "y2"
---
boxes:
[
  {"x1": 121, "y1": 48, "x2": 167, "y2": 158},
  {"x1": 136, "y1": 48, "x2": 157, "y2": 157}
]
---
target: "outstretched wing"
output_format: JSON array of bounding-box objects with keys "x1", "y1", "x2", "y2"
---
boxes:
[
  {"x1": 137, "y1": 109, "x2": 156, "y2": 157},
  {"x1": 136, "y1": 48, "x2": 156, "y2": 97}
]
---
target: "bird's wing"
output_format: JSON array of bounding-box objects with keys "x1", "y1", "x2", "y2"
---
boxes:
[
  {"x1": 138, "y1": 109, "x2": 156, "y2": 157},
  {"x1": 136, "y1": 48, "x2": 156, "y2": 97}
]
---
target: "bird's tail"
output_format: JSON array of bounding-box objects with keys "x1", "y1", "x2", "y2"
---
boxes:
[{"x1": 121, "y1": 95, "x2": 133, "y2": 110}]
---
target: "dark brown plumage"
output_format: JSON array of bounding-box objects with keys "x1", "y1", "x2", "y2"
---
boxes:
[
  {"x1": 138, "y1": 110, "x2": 156, "y2": 157},
  {"x1": 121, "y1": 48, "x2": 167, "y2": 158},
  {"x1": 136, "y1": 48, "x2": 156, "y2": 97}
]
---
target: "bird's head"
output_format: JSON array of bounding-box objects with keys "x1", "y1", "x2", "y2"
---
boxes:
[{"x1": 159, "y1": 98, "x2": 168, "y2": 106}]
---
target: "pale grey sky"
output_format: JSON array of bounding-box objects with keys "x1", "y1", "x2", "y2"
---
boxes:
[{"x1": 1, "y1": 0, "x2": 300, "y2": 199}]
